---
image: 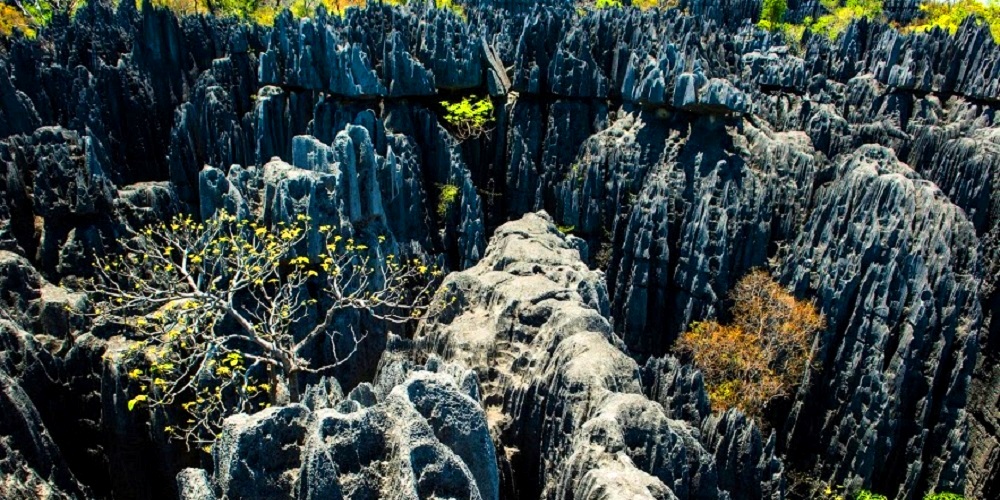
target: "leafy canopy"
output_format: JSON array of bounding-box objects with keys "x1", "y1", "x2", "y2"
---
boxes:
[
  {"x1": 758, "y1": 0, "x2": 788, "y2": 29},
  {"x1": 675, "y1": 270, "x2": 824, "y2": 420},
  {"x1": 84, "y1": 210, "x2": 440, "y2": 449},
  {"x1": 811, "y1": 0, "x2": 884, "y2": 40},
  {"x1": 906, "y1": 0, "x2": 1000, "y2": 43},
  {"x1": 440, "y1": 95, "x2": 495, "y2": 141},
  {"x1": 923, "y1": 493, "x2": 966, "y2": 500},
  {"x1": 0, "y1": 4, "x2": 35, "y2": 38}
]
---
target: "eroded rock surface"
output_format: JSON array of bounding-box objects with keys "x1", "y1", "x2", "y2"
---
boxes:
[{"x1": 1, "y1": 1, "x2": 999, "y2": 499}]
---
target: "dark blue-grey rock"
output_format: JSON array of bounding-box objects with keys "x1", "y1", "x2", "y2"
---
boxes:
[
  {"x1": 780, "y1": 145, "x2": 981, "y2": 496},
  {"x1": 210, "y1": 369, "x2": 498, "y2": 499},
  {"x1": 214, "y1": 404, "x2": 312, "y2": 498},
  {"x1": 414, "y1": 212, "x2": 769, "y2": 499}
]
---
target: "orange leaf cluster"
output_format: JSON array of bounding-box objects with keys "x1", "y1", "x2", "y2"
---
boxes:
[{"x1": 675, "y1": 270, "x2": 824, "y2": 419}]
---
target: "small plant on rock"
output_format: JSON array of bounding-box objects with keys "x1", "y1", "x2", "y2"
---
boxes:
[
  {"x1": 924, "y1": 493, "x2": 966, "y2": 500},
  {"x1": 440, "y1": 95, "x2": 495, "y2": 141},
  {"x1": 674, "y1": 269, "x2": 824, "y2": 420},
  {"x1": 855, "y1": 490, "x2": 888, "y2": 500},
  {"x1": 437, "y1": 183, "x2": 460, "y2": 218},
  {"x1": 83, "y1": 210, "x2": 439, "y2": 450}
]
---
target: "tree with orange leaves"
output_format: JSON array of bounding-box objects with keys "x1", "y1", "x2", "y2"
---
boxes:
[{"x1": 675, "y1": 269, "x2": 824, "y2": 420}]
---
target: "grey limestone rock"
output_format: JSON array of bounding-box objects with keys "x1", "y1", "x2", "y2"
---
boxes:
[
  {"x1": 414, "y1": 212, "x2": 761, "y2": 499},
  {"x1": 210, "y1": 369, "x2": 498, "y2": 500},
  {"x1": 176, "y1": 468, "x2": 216, "y2": 500},
  {"x1": 780, "y1": 145, "x2": 981, "y2": 495}
]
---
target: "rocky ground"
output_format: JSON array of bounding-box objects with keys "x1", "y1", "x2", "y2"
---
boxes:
[{"x1": 1, "y1": 0, "x2": 999, "y2": 499}]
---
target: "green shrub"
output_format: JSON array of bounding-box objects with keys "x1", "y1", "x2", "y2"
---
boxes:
[
  {"x1": 758, "y1": 0, "x2": 788, "y2": 29},
  {"x1": 906, "y1": 0, "x2": 1000, "y2": 43},
  {"x1": 440, "y1": 95, "x2": 495, "y2": 141},
  {"x1": 757, "y1": 0, "x2": 809, "y2": 51},
  {"x1": 810, "y1": 0, "x2": 884, "y2": 40},
  {"x1": 437, "y1": 184, "x2": 460, "y2": 218},
  {"x1": 596, "y1": 0, "x2": 624, "y2": 8},
  {"x1": 855, "y1": 490, "x2": 888, "y2": 500},
  {"x1": 923, "y1": 493, "x2": 966, "y2": 500},
  {"x1": 434, "y1": 0, "x2": 465, "y2": 19}
]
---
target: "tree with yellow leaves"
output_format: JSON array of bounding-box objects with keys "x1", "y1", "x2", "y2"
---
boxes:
[
  {"x1": 674, "y1": 269, "x2": 824, "y2": 420},
  {"x1": 82, "y1": 210, "x2": 439, "y2": 450}
]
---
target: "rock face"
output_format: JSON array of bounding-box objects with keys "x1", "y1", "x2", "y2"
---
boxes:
[
  {"x1": 1, "y1": 1, "x2": 1000, "y2": 499},
  {"x1": 414, "y1": 212, "x2": 781, "y2": 499},
  {"x1": 780, "y1": 146, "x2": 981, "y2": 495},
  {"x1": 0, "y1": 252, "x2": 90, "y2": 499},
  {"x1": 201, "y1": 368, "x2": 498, "y2": 500}
]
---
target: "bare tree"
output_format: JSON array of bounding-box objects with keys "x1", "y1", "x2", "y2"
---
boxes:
[{"x1": 83, "y1": 210, "x2": 440, "y2": 450}]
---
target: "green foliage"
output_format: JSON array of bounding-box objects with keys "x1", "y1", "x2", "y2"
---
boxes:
[
  {"x1": 756, "y1": 0, "x2": 808, "y2": 50},
  {"x1": 556, "y1": 224, "x2": 575, "y2": 234},
  {"x1": 288, "y1": 0, "x2": 368, "y2": 19},
  {"x1": 906, "y1": 0, "x2": 1000, "y2": 43},
  {"x1": 440, "y1": 95, "x2": 495, "y2": 141},
  {"x1": 437, "y1": 184, "x2": 460, "y2": 218},
  {"x1": 855, "y1": 490, "x2": 888, "y2": 500},
  {"x1": 757, "y1": 0, "x2": 788, "y2": 29},
  {"x1": 923, "y1": 493, "x2": 966, "y2": 500},
  {"x1": 631, "y1": 0, "x2": 678, "y2": 9},
  {"x1": 596, "y1": 0, "x2": 623, "y2": 8},
  {"x1": 84, "y1": 211, "x2": 439, "y2": 449},
  {"x1": 434, "y1": 0, "x2": 465, "y2": 19},
  {"x1": 810, "y1": 0, "x2": 884, "y2": 40}
]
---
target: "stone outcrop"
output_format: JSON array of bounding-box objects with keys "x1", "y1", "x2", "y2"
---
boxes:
[
  {"x1": 779, "y1": 146, "x2": 981, "y2": 495},
  {"x1": 413, "y1": 212, "x2": 782, "y2": 498},
  {"x1": 197, "y1": 368, "x2": 498, "y2": 500},
  {"x1": 1, "y1": 1, "x2": 1000, "y2": 498}
]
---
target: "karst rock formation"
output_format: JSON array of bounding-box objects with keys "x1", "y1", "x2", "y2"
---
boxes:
[{"x1": 1, "y1": 0, "x2": 999, "y2": 499}]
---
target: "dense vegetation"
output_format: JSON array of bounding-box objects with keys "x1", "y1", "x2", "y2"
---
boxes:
[
  {"x1": 3, "y1": 0, "x2": 999, "y2": 44},
  {"x1": 754, "y1": 0, "x2": 999, "y2": 44},
  {"x1": 906, "y1": 0, "x2": 1000, "y2": 43}
]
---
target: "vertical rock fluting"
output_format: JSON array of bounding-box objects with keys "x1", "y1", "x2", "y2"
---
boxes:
[
  {"x1": 780, "y1": 146, "x2": 981, "y2": 496},
  {"x1": 414, "y1": 212, "x2": 782, "y2": 499},
  {"x1": 203, "y1": 368, "x2": 499, "y2": 499},
  {"x1": 1, "y1": 2, "x2": 1000, "y2": 498}
]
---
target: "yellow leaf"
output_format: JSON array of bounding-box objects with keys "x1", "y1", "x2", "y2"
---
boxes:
[{"x1": 127, "y1": 395, "x2": 147, "y2": 411}]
